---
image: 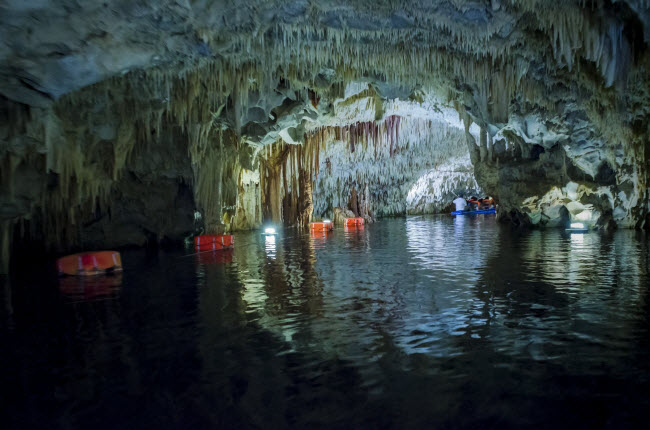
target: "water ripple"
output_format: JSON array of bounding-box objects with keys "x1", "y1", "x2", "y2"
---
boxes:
[{"x1": 2, "y1": 216, "x2": 650, "y2": 429}]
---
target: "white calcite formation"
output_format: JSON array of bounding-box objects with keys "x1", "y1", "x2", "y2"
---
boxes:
[
  {"x1": 1, "y1": 0, "x2": 650, "y2": 271},
  {"x1": 406, "y1": 157, "x2": 482, "y2": 215},
  {"x1": 310, "y1": 89, "x2": 480, "y2": 217}
]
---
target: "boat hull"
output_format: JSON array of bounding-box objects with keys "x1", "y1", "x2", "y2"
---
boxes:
[
  {"x1": 565, "y1": 228, "x2": 588, "y2": 233},
  {"x1": 451, "y1": 209, "x2": 496, "y2": 216}
]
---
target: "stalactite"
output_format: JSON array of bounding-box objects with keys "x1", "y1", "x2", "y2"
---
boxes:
[
  {"x1": 190, "y1": 128, "x2": 243, "y2": 234},
  {"x1": 0, "y1": 58, "x2": 288, "y2": 247},
  {"x1": 310, "y1": 117, "x2": 471, "y2": 218},
  {"x1": 304, "y1": 115, "x2": 402, "y2": 163}
]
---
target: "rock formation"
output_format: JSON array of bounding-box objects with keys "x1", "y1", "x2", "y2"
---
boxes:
[{"x1": 1, "y1": 1, "x2": 650, "y2": 271}]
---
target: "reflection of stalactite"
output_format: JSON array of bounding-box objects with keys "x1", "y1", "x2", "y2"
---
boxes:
[
  {"x1": 1, "y1": 222, "x2": 10, "y2": 274},
  {"x1": 255, "y1": 226, "x2": 325, "y2": 324}
]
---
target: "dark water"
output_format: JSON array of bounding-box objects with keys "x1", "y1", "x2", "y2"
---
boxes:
[{"x1": 2, "y1": 216, "x2": 650, "y2": 429}]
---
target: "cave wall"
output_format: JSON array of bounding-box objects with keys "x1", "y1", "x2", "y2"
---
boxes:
[
  {"x1": 0, "y1": 67, "x2": 266, "y2": 272},
  {"x1": 0, "y1": 93, "x2": 200, "y2": 271},
  {"x1": 463, "y1": 85, "x2": 650, "y2": 229}
]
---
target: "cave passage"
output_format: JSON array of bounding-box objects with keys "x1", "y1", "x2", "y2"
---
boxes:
[{"x1": 2, "y1": 1, "x2": 650, "y2": 428}]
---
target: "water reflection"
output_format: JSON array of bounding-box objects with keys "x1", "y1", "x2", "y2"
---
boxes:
[
  {"x1": 195, "y1": 248, "x2": 234, "y2": 266},
  {"x1": 264, "y1": 234, "x2": 277, "y2": 258},
  {"x1": 344, "y1": 224, "x2": 364, "y2": 233},
  {"x1": 58, "y1": 273, "x2": 123, "y2": 302},
  {"x1": 222, "y1": 219, "x2": 650, "y2": 374},
  {"x1": 1, "y1": 276, "x2": 12, "y2": 329},
  {"x1": 230, "y1": 230, "x2": 326, "y2": 353},
  {"x1": 2, "y1": 219, "x2": 650, "y2": 429},
  {"x1": 310, "y1": 230, "x2": 333, "y2": 246},
  {"x1": 477, "y1": 228, "x2": 650, "y2": 369},
  {"x1": 398, "y1": 215, "x2": 499, "y2": 355},
  {"x1": 228, "y1": 220, "x2": 649, "y2": 426}
]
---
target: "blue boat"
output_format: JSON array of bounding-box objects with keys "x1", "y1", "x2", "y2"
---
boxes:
[{"x1": 451, "y1": 208, "x2": 496, "y2": 216}]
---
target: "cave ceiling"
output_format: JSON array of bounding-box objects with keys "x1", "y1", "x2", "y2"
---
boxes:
[{"x1": 2, "y1": 1, "x2": 648, "y2": 118}]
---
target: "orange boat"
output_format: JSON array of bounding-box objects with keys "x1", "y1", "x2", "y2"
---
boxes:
[
  {"x1": 57, "y1": 251, "x2": 123, "y2": 276},
  {"x1": 194, "y1": 234, "x2": 234, "y2": 251},
  {"x1": 344, "y1": 217, "x2": 364, "y2": 227},
  {"x1": 310, "y1": 221, "x2": 333, "y2": 232}
]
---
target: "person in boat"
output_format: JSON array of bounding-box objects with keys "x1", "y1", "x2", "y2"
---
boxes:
[
  {"x1": 453, "y1": 194, "x2": 468, "y2": 212},
  {"x1": 467, "y1": 196, "x2": 480, "y2": 211},
  {"x1": 478, "y1": 196, "x2": 491, "y2": 210}
]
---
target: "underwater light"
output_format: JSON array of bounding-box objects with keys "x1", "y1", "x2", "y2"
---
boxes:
[
  {"x1": 264, "y1": 227, "x2": 276, "y2": 235},
  {"x1": 570, "y1": 223, "x2": 585, "y2": 229}
]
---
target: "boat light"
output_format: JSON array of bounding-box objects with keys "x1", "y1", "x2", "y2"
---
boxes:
[
  {"x1": 264, "y1": 227, "x2": 276, "y2": 235},
  {"x1": 570, "y1": 222, "x2": 585, "y2": 229}
]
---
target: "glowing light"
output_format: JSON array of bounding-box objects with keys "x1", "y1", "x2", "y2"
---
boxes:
[
  {"x1": 570, "y1": 223, "x2": 585, "y2": 229},
  {"x1": 323, "y1": 219, "x2": 331, "y2": 223},
  {"x1": 264, "y1": 227, "x2": 276, "y2": 235}
]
